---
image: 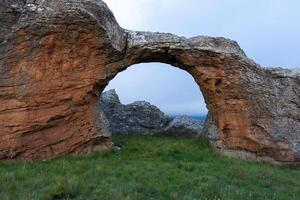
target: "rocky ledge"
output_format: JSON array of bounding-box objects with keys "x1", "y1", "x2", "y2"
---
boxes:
[{"x1": 100, "y1": 89, "x2": 204, "y2": 137}]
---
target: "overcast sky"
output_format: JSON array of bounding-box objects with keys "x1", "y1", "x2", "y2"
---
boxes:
[{"x1": 103, "y1": 0, "x2": 300, "y2": 116}]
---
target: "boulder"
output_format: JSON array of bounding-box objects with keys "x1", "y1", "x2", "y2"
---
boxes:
[{"x1": 163, "y1": 116, "x2": 204, "y2": 137}]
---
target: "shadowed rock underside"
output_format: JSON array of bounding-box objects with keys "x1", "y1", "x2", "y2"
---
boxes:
[{"x1": 0, "y1": 0, "x2": 299, "y2": 164}]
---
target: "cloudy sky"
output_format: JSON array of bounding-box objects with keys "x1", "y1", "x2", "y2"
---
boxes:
[{"x1": 103, "y1": 0, "x2": 300, "y2": 116}]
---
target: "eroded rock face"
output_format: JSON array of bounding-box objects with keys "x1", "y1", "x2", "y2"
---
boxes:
[
  {"x1": 0, "y1": 0, "x2": 299, "y2": 164},
  {"x1": 101, "y1": 89, "x2": 171, "y2": 135}
]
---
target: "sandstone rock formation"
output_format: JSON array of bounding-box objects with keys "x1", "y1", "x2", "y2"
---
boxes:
[
  {"x1": 100, "y1": 89, "x2": 171, "y2": 135},
  {"x1": 163, "y1": 116, "x2": 204, "y2": 138},
  {"x1": 0, "y1": 0, "x2": 299, "y2": 164}
]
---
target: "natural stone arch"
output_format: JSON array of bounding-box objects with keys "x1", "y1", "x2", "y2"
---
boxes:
[
  {"x1": 112, "y1": 31, "x2": 299, "y2": 164},
  {"x1": 0, "y1": 0, "x2": 299, "y2": 164}
]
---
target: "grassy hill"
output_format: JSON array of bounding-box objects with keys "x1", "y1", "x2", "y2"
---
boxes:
[{"x1": 0, "y1": 134, "x2": 299, "y2": 200}]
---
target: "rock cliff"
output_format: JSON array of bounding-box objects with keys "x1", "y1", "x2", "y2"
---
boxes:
[{"x1": 0, "y1": 0, "x2": 299, "y2": 164}]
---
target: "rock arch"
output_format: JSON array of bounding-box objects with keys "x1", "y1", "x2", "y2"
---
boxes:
[{"x1": 0, "y1": 0, "x2": 299, "y2": 164}]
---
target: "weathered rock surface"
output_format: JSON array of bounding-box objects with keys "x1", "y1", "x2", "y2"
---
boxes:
[
  {"x1": 0, "y1": 0, "x2": 299, "y2": 164},
  {"x1": 0, "y1": 0, "x2": 25, "y2": 43},
  {"x1": 163, "y1": 116, "x2": 204, "y2": 137},
  {"x1": 100, "y1": 89, "x2": 171, "y2": 135},
  {"x1": 100, "y1": 89, "x2": 203, "y2": 136}
]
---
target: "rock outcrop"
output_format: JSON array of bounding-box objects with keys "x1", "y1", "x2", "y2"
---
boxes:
[
  {"x1": 100, "y1": 89, "x2": 203, "y2": 136},
  {"x1": 164, "y1": 116, "x2": 204, "y2": 137},
  {"x1": 100, "y1": 89, "x2": 171, "y2": 135},
  {"x1": 0, "y1": 0, "x2": 299, "y2": 164}
]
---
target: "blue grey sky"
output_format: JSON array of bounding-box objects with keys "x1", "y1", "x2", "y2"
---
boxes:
[{"x1": 103, "y1": 0, "x2": 300, "y2": 116}]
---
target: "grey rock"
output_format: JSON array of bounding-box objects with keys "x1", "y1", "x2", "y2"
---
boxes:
[
  {"x1": 163, "y1": 116, "x2": 204, "y2": 137},
  {"x1": 100, "y1": 89, "x2": 122, "y2": 109},
  {"x1": 0, "y1": 0, "x2": 25, "y2": 43},
  {"x1": 100, "y1": 90, "x2": 205, "y2": 137},
  {"x1": 201, "y1": 112, "x2": 219, "y2": 140},
  {"x1": 112, "y1": 145, "x2": 122, "y2": 152},
  {"x1": 100, "y1": 89, "x2": 171, "y2": 135}
]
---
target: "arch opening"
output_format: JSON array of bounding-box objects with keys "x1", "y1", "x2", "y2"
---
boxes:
[{"x1": 99, "y1": 62, "x2": 210, "y2": 138}]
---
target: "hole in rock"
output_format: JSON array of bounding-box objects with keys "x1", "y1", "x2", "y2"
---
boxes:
[
  {"x1": 222, "y1": 124, "x2": 231, "y2": 137},
  {"x1": 215, "y1": 79, "x2": 222, "y2": 86},
  {"x1": 100, "y1": 63, "x2": 209, "y2": 143}
]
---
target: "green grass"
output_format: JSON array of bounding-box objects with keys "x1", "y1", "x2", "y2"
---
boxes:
[{"x1": 0, "y1": 134, "x2": 299, "y2": 200}]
